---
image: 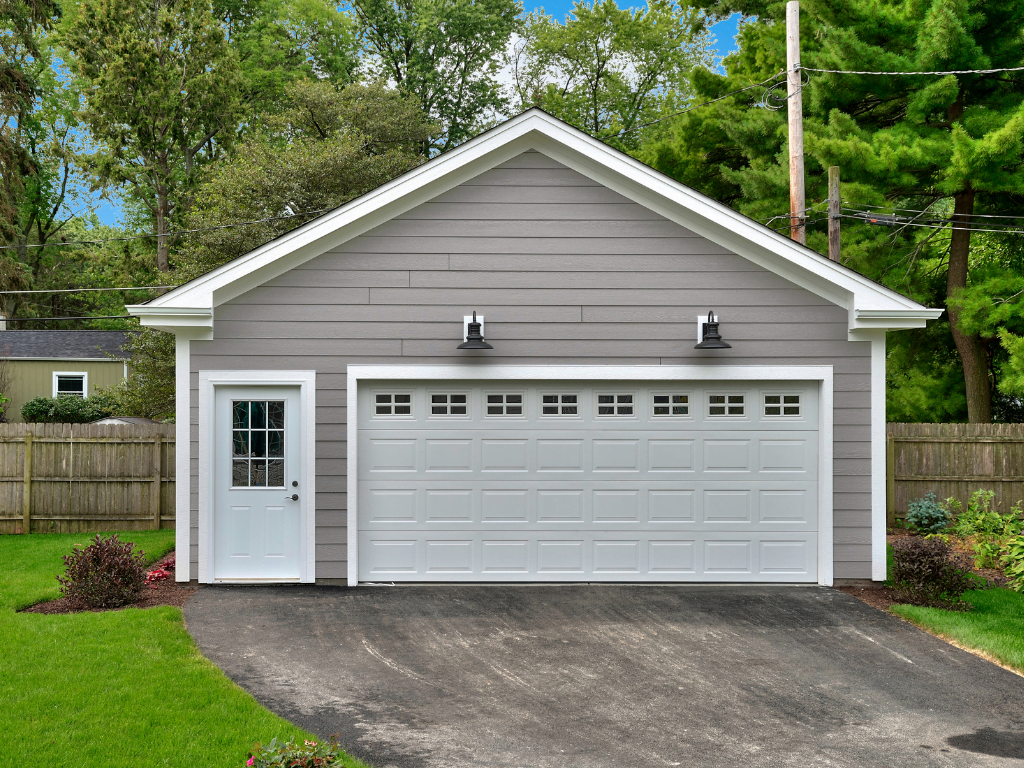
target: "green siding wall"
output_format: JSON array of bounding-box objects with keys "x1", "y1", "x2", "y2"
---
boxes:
[{"x1": 5, "y1": 360, "x2": 127, "y2": 422}]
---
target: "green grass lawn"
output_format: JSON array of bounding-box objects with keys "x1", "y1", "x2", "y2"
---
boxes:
[
  {"x1": 0, "y1": 532, "x2": 369, "y2": 768},
  {"x1": 891, "y1": 588, "x2": 1024, "y2": 674}
]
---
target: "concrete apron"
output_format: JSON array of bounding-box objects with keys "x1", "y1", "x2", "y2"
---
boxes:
[{"x1": 184, "y1": 584, "x2": 1024, "y2": 768}]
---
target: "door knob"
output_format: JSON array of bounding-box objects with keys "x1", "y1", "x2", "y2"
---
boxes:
[{"x1": 285, "y1": 494, "x2": 299, "y2": 501}]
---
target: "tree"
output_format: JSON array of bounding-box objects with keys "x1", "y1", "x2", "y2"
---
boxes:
[
  {"x1": 349, "y1": 0, "x2": 521, "y2": 152},
  {"x1": 0, "y1": 0, "x2": 60, "y2": 243},
  {"x1": 62, "y1": 0, "x2": 245, "y2": 273},
  {"x1": 176, "y1": 80, "x2": 435, "y2": 279},
  {"x1": 508, "y1": 0, "x2": 715, "y2": 150},
  {"x1": 101, "y1": 329, "x2": 175, "y2": 420},
  {"x1": 214, "y1": 0, "x2": 361, "y2": 120},
  {"x1": 639, "y1": 0, "x2": 1024, "y2": 422}
]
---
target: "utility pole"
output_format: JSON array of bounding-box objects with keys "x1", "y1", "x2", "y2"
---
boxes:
[
  {"x1": 828, "y1": 166, "x2": 841, "y2": 262},
  {"x1": 786, "y1": 0, "x2": 805, "y2": 244}
]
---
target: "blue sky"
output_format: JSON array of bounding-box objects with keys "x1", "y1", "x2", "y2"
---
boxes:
[{"x1": 91, "y1": 7, "x2": 741, "y2": 226}]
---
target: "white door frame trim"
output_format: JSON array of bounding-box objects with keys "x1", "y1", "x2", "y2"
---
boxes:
[
  {"x1": 198, "y1": 370, "x2": 317, "y2": 584},
  {"x1": 347, "y1": 364, "x2": 834, "y2": 587}
]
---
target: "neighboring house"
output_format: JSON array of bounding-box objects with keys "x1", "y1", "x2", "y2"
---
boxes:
[
  {"x1": 92, "y1": 416, "x2": 163, "y2": 425},
  {"x1": 0, "y1": 330, "x2": 128, "y2": 422},
  {"x1": 129, "y1": 110, "x2": 941, "y2": 588}
]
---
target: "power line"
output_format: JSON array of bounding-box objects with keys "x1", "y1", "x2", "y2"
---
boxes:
[
  {"x1": 616, "y1": 70, "x2": 788, "y2": 136},
  {"x1": 800, "y1": 65, "x2": 1024, "y2": 76},
  {"x1": 839, "y1": 213, "x2": 1024, "y2": 234},
  {"x1": 0, "y1": 286, "x2": 174, "y2": 295},
  {"x1": 0, "y1": 207, "x2": 339, "y2": 251},
  {"x1": 841, "y1": 202, "x2": 1024, "y2": 221}
]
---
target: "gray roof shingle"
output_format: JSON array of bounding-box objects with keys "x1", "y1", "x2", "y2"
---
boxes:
[{"x1": 0, "y1": 331, "x2": 129, "y2": 359}]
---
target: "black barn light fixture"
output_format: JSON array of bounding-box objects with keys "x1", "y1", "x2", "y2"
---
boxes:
[
  {"x1": 694, "y1": 310, "x2": 731, "y2": 350},
  {"x1": 458, "y1": 311, "x2": 493, "y2": 350}
]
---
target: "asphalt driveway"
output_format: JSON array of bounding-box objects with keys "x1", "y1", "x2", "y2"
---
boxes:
[{"x1": 185, "y1": 585, "x2": 1024, "y2": 767}]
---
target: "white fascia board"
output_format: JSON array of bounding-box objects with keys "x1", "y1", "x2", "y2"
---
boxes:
[
  {"x1": 126, "y1": 304, "x2": 214, "y2": 335},
  {"x1": 134, "y1": 109, "x2": 936, "y2": 325},
  {"x1": 850, "y1": 308, "x2": 944, "y2": 332}
]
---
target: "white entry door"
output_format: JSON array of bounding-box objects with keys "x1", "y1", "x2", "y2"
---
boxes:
[{"x1": 214, "y1": 386, "x2": 302, "y2": 580}]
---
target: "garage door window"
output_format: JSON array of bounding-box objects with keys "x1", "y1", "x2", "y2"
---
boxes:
[
  {"x1": 541, "y1": 394, "x2": 578, "y2": 416},
  {"x1": 375, "y1": 393, "x2": 413, "y2": 417},
  {"x1": 485, "y1": 393, "x2": 524, "y2": 416},
  {"x1": 597, "y1": 394, "x2": 635, "y2": 416},
  {"x1": 430, "y1": 393, "x2": 469, "y2": 417},
  {"x1": 764, "y1": 394, "x2": 801, "y2": 417},
  {"x1": 708, "y1": 394, "x2": 745, "y2": 416},
  {"x1": 651, "y1": 393, "x2": 689, "y2": 417}
]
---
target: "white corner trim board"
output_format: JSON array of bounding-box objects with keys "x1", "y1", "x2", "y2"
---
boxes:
[
  {"x1": 197, "y1": 370, "x2": 316, "y2": 584},
  {"x1": 869, "y1": 332, "x2": 888, "y2": 581},
  {"x1": 347, "y1": 364, "x2": 836, "y2": 587}
]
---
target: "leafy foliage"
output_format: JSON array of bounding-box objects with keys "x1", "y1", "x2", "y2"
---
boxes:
[
  {"x1": 247, "y1": 736, "x2": 345, "y2": 767},
  {"x1": 1002, "y1": 536, "x2": 1024, "y2": 592},
  {"x1": 349, "y1": 0, "x2": 521, "y2": 151},
  {"x1": 100, "y1": 329, "x2": 176, "y2": 421},
  {"x1": 20, "y1": 392, "x2": 116, "y2": 423},
  {"x1": 951, "y1": 490, "x2": 1024, "y2": 539},
  {"x1": 639, "y1": 0, "x2": 1024, "y2": 423},
  {"x1": 62, "y1": 0, "x2": 246, "y2": 272},
  {"x1": 889, "y1": 536, "x2": 975, "y2": 610},
  {"x1": 176, "y1": 80, "x2": 434, "y2": 280},
  {"x1": 508, "y1": 0, "x2": 715, "y2": 150},
  {"x1": 56, "y1": 534, "x2": 148, "y2": 609},
  {"x1": 905, "y1": 492, "x2": 950, "y2": 534}
]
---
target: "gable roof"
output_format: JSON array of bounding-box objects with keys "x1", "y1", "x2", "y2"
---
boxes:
[
  {"x1": 0, "y1": 330, "x2": 128, "y2": 359},
  {"x1": 128, "y1": 109, "x2": 940, "y2": 334}
]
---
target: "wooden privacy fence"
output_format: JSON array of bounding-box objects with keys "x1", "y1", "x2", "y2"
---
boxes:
[
  {"x1": 0, "y1": 423, "x2": 175, "y2": 534},
  {"x1": 887, "y1": 422, "x2": 1024, "y2": 523}
]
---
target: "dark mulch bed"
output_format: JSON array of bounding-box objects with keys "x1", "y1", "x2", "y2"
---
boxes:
[
  {"x1": 21, "y1": 553, "x2": 197, "y2": 615},
  {"x1": 838, "y1": 530, "x2": 1009, "y2": 613}
]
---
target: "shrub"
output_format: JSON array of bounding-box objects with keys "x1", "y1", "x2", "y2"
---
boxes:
[
  {"x1": 21, "y1": 392, "x2": 117, "y2": 423},
  {"x1": 1002, "y1": 536, "x2": 1024, "y2": 593},
  {"x1": 889, "y1": 537, "x2": 974, "y2": 611},
  {"x1": 247, "y1": 736, "x2": 343, "y2": 767},
  {"x1": 57, "y1": 534, "x2": 148, "y2": 609},
  {"x1": 952, "y1": 490, "x2": 1024, "y2": 539},
  {"x1": 905, "y1": 492, "x2": 949, "y2": 534}
]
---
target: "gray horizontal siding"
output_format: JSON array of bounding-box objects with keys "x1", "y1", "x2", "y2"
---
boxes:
[{"x1": 190, "y1": 149, "x2": 874, "y2": 580}]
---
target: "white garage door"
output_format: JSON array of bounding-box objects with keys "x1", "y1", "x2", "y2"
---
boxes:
[{"x1": 356, "y1": 381, "x2": 818, "y2": 582}]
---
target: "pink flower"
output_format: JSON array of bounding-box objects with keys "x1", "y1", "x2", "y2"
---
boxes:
[{"x1": 247, "y1": 758, "x2": 254, "y2": 766}]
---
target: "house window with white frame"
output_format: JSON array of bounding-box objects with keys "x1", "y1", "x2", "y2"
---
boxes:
[{"x1": 53, "y1": 372, "x2": 87, "y2": 398}]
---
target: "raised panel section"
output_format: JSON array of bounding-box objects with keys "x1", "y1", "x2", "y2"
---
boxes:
[
  {"x1": 704, "y1": 440, "x2": 751, "y2": 472},
  {"x1": 425, "y1": 490, "x2": 473, "y2": 521},
  {"x1": 481, "y1": 440, "x2": 528, "y2": 471},
  {"x1": 704, "y1": 490, "x2": 751, "y2": 522},
  {"x1": 593, "y1": 541, "x2": 640, "y2": 572},
  {"x1": 425, "y1": 540, "x2": 473, "y2": 572},
  {"x1": 481, "y1": 490, "x2": 528, "y2": 521},
  {"x1": 537, "y1": 440, "x2": 583, "y2": 471},
  {"x1": 368, "y1": 439, "x2": 417, "y2": 472},
  {"x1": 648, "y1": 440, "x2": 694, "y2": 471},
  {"x1": 705, "y1": 540, "x2": 752, "y2": 573},
  {"x1": 759, "y1": 490, "x2": 811, "y2": 524},
  {"x1": 265, "y1": 506, "x2": 285, "y2": 557},
  {"x1": 648, "y1": 490, "x2": 695, "y2": 521},
  {"x1": 760, "y1": 540, "x2": 809, "y2": 574},
  {"x1": 648, "y1": 540, "x2": 695, "y2": 573},
  {"x1": 425, "y1": 440, "x2": 472, "y2": 471},
  {"x1": 537, "y1": 490, "x2": 584, "y2": 521},
  {"x1": 759, "y1": 440, "x2": 808, "y2": 472},
  {"x1": 230, "y1": 506, "x2": 250, "y2": 557},
  {"x1": 367, "y1": 490, "x2": 417, "y2": 522},
  {"x1": 593, "y1": 440, "x2": 640, "y2": 472},
  {"x1": 537, "y1": 541, "x2": 584, "y2": 572},
  {"x1": 481, "y1": 541, "x2": 528, "y2": 572},
  {"x1": 366, "y1": 540, "x2": 417, "y2": 573},
  {"x1": 593, "y1": 491, "x2": 639, "y2": 521}
]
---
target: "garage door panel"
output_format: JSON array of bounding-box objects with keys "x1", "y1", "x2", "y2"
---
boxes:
[
  {"x1": 358, "y1": 531, "x2": 817, "y2": 581},
  {"x1": 358, "y1": 381, "x2": 819, "y2": 582}
]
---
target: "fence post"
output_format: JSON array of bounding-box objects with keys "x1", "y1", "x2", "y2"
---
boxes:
[
  {"x1": 151, "y1": 435, "x2": 163, "y2": 530},
  {"x1": 22, "y1": 431, "x2": 32, "y2": 534},
  {"x1": 886, "y1": 431, "x2": 895, "y2": 527}
]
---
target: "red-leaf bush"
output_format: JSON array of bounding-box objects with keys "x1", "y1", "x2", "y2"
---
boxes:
[
  {"x1": 889, "y1": 536, "x2": 975, "y2": 611},
  {"x1": 57, "y1": 534, "x2": 148, "y2": 609}
]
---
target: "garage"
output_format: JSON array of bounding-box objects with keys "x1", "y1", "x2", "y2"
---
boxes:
[{"x1": 355, "y1": 377, "x2": 820, "y2": 583}]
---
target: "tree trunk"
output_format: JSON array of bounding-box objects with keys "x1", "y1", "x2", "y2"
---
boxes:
[
  {"x1": 155, "y1": 187, "x2": 170, "y2": 273},
  {"x1": 947, "y1": 187, "x2": 991, "y2": 422}
]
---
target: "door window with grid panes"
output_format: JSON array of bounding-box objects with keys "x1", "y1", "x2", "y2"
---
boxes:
[
  {"x1": 430, "y1": 393, "x2": 468, "y2": 416},
  {"x1": 375, "y1": 393, "x2": 412, "y2": 416},
  {"x1": 540, "y1": 394, "x2": 578, "y2": 416},
  {"x1": 764, "y1": 394, "x2": 801, "y2": 416},
  {"x1": 596, "y1": 393, "x2": 634, "y2": 416},
  {"x1": 485, "y1": 393, "x2": 524, "y2": 416},
  {"x1": 651, "y1": 393, "x2": 689, "y2": 417},
  {"x1": 708, "y1": 394, "x2": 745, "y2": 416},
  {"x1": 232, "y1": 400, "x2": 285, "y2": 487}
]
